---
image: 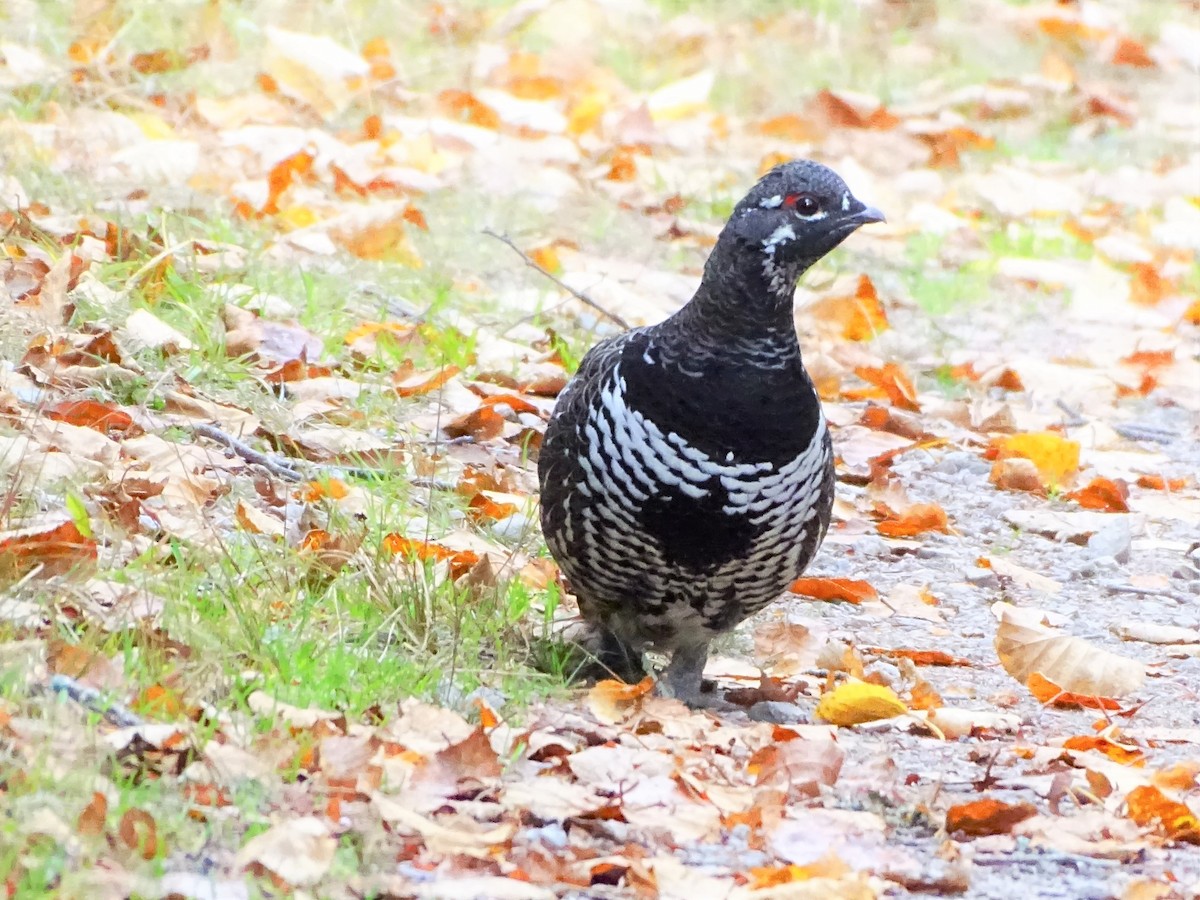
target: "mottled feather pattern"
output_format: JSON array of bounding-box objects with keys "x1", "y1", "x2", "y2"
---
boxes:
[{"x1": 538, "y1": 159, "x2": 882, "y2": 702}]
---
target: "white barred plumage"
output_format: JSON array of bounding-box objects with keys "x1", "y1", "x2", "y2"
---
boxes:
[{"x1": 538, "y1": 159, "x2": 883, "y2": 704}]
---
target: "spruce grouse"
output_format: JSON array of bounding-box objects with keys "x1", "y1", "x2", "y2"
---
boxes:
[{"x1": 538, "y1": 160, "x2": 884, "y2": 705}]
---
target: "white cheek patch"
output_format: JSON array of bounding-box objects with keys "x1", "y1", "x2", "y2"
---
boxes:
[
  {"x1": 759, "y1": 195, "x2": 784, "y2": 209},
  {"x1": 841, "y1": 191, "x2": 850, "y2": 212},
  {"x1": 762, "y1": 223, "x2": 795, "y2": 254}
]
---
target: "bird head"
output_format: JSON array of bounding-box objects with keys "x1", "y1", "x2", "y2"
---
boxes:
[{"x1": 718, "y1": 160, "x2": 884, "y2": 297}]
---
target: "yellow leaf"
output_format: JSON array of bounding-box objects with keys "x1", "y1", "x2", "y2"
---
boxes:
[
  {"x1": 127, "y1": 111, "x2": 177, "y2": 140},
  {"x1": 815, "y1": 680, "x2": 907, "y2": 726},
  {"x1": 277, "y1": 205, "x2": 320, "y2": 230},
  {"x1": 994, "y1": 432, "x2": 1080, "y2": 487}
]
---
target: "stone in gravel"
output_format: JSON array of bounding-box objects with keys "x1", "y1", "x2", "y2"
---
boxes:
[
  {"x1": 1003, "y1": 509, "x2": 1144, "y2": 545},
  {"x1": 1085, "y1": 517, "x2": 1133, "y2": 563},
  {"x1": 747, "y1": 700, "x2": 808, "y2": 724}
]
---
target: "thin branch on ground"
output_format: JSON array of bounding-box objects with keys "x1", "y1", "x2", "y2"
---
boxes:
[
  {"x1": 192, "y1": 423, "x2": 304, "y2": 482},
  {"x1": 482, "y1": 227, "x2": 630, "y2": 331}
]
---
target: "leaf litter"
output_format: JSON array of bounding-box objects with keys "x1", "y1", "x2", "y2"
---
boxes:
[{"x1": 0, "y1": 0, "x2": 1199, "y2": 897}]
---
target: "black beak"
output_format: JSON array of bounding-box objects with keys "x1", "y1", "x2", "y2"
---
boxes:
[{"x1": 853, "y1": 204, "x2": 886, "y2": 225}]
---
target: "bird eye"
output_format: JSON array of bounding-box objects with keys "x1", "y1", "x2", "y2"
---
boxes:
[{"x1": 793, "y1": 193, "x2": 821, "y2": 217}]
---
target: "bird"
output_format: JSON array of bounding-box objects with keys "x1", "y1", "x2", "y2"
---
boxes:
[{"x1": 537, "y1": 159, "x2": 884, "y2": 705}]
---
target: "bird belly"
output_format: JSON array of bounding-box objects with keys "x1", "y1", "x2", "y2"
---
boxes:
[{"x1": 549, "y1": 386, "x2": 833, "y2": 652}]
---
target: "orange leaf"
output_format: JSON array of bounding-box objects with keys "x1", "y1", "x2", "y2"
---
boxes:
[
  {"x1": 813, "y1": 89, "x2": 898, "y2": 129},
  {"x1": 876, "y1": 503, "x2": 948, "y2": 537},
  {"x1": 756, "y1": 114, "x2": 818, "y2": 142},
  {"x1": 0, "y1": 520, "x2": 98, "y2": 578},
  {"x1": 1066, "y1": 477, "x2": 1130, "y2": 512},
  {"x1": 47, "y1": 399, "x2": 134, "y2": 432},
  {"x1": 1136, "y1": 474, "x2": 1188, "y2": 491},
  {"x1": 1183, "y1": 298, "x2": 1200, "y2": 325},
  {"x1": 1062, "y1": 735, "x2": 1145, "y2": 766},
  {"x1": 1027, "y1": 672, "x2": 1121, "y2": 710},
  {"x1": 438, "y1": 89, "x2": 500, "y2": 129},
  {"x1": 1129, "y1": 263, "x2": 1172, "y2": 306},
  {"x1": 946, "y1": 798, "x2": 1037, "y2": 837},
  {"x1": 606, "y1": 147, "x2": 638, "y2": 182},
  {"x1": 301, "y1": 479, "x2": 349, "y2": 501},
  {"x1": 1125, "y1": 785, "x2": 1200, "y2": 843},
  {"x1": 263, "y1": 150, "x2": 315, "y2": 216},
  {"x1": 588, "y1": 676, "x2": 654, "y2": 723},
  {"x1": 854, "y1": 363, "x2": 919, "y2": 411},
  {"x1": 467, "y1": 492, "x2": 519, "y2": 524},
  {"x1": 444, "y1": 407, "x2": 505, "y2": 442},
  {"x1": 811, "y1": 274, "x2": 889, "y2": 341},
  {"x1": 394, "y1": 365, "x2": 460, "y2": 398},
  {"x1": 865, "y1": 647, "x2": 972, "y2": 667},
  {"x1": 382, "y1": 534, "x2": 479, "y2": 578},
  {"x1": 789, "y1": 577, "x2": 877, "y2": 604},
  {"x1": 1111, "y1": 37, "x2": 1154, "y2": 68}
]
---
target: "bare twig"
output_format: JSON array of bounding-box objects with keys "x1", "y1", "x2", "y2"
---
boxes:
[
  {"x1": 192, "y1": 423, "x2": 304, "y2": 482},
  {"x1": 482, "y1": 227, "x2": 630, "y2": 330},
  {"x1": 1101, "y1": 582, "x2": 1193, "y2": 604},
  {"x1": 43, "y1": 674, "x2": 144, "y2": 727},
  {"x1": 1113, "y1": 422, "x2": 1179, "y2": 444},
  {"x1": 1055, "y1": 399, "x2": 1085, "y2": 427}
]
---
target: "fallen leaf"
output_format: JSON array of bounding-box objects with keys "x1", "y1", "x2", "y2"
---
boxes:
[
  {"x1": 236, "y1": 816, "x2": 336, "y2": 886},
  {"x1": 992, "y1": 432, "x2": 1081, "y2": 487},
  {"x1": 815, "y1": 681, "x2": 907, "y2": 726},
  {"x1": 789, "y1": 577, "x2": 877, "y2": 604},
  {"x1": 876, "y1": 503, "x2": 949, "y2": 538},
  {"x1": 1124, "y1": 785, "x2": 1200, "y2": 843},
  {"x1": 1066, "y1": 477, "x2": 1130, "y2": 512},
  {"x1": 587, "y1": 676, "x2": 654, "y2": 724},
  {"x1": 995, "y1": 608, "x2": 1145, "y2": 700},
  {"x1": 946, "y1": 798, "x2": 1037, "y2": 837}
]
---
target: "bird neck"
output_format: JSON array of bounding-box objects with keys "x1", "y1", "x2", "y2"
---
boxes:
[{"x1": 666, "y1": 240, "x2": 807, "y2": 366}]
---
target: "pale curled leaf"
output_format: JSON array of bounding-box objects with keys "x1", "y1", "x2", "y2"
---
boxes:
[{"x1": 994, "y1": 608, "x2": 1145, "y2": 698}]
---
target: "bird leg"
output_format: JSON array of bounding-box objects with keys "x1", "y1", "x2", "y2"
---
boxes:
[
  {"x1": 595, "y1": 628, "x2": 648, "y2": 683},
  {"x1": 656, "y1": 641, "x2": 710, "y2": 706}
]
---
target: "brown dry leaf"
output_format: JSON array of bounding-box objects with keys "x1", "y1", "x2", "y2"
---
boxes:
[
  {"x1": 992, "y1": 432, "x2": 1081, "y2": 487},
  {"x1": 946, "y1": 798, "x2": 1037, "y2": 838},
  {"x1": 789, "y1": 577, "x2": 877, "y2": 604},
  {"x1": 994, "y1": 608, "x2": 1145, "y2": 699},
  {"x1": 118, "y1": 808, "x2": 160, "y2": 860},
  {"x1": 263, "y1": 27, "x2": 368, "y2": 118},
  {"x1": 1066, "y1": 477, "x2": 1130, "y2": 512},
  {"x1": 1124, "y1": 785, "x2": 1200, "y2": 844},
  {"x1": 587, "y1": 676, "x2": 654, "y2": 724},
  {"x1": 444, "y1": 406, "x2": 505, "y2": 441},
  {"x1": 746, "y1": 733, "x2": 844, "y2": 796},
  {"x1": 989, "y1": 457, "x2": 1045, "y2": 494},
  {"x1": 814, "y1": 681, "x2": 907, "y2": 726},
  {"x1": 77, "y1": 791, "x2": 108, "y2": 837},
  {"x1": 235, "y1": 501, "x2": 285, "y2": 538},
  {"x1": 810, "y1": 274, "x2": 889, "y2": 342},
  {"x1": 236, "y1": 816, "x2": 337, "y2": 886}
]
